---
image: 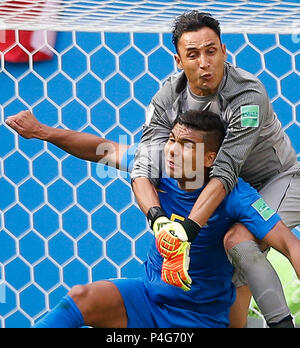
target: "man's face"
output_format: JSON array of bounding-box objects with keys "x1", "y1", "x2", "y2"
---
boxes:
[
  {"x1": 164, "y1": 123, "x2": 206, "y2": 189},
  {"x1": 175, "y1": 27, "x2": 227, "y2": 96}
]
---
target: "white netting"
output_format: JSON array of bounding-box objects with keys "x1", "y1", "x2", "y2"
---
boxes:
[{"x1": 0, "y1": 0, "x2": 299, "y2": 33}]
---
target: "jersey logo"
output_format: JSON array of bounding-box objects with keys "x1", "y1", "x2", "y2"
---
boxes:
[
  {"x1": 170, "y1": 213, "x2": 185, "y2": 222},
  {"x1": 241, "y1": 105, "x2": 260, "y2": 128},
  {"x1": 251, "y1": 198, "x2": 276, "y2": 221},
  {"x1": 170, "y1": 213, "x2": 208, "y2": 227}
]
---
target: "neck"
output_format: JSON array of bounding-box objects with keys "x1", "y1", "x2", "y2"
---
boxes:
[
  {"x1": 177, "y1": 170, "x2": 210, "y2": 192},
  {"x1": 189, "y1": 85, "x2": 215, "y2": 97}
]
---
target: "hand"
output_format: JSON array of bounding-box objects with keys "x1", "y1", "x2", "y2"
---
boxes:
[
  {"x1": 5, "y1": 110, "x2": 44, "y2": 139},
  {"x1": 161, "y1": 241, "x2": 192, "y2": 291},
  {"x1": 152, "y1": 216, "x2": 172, "y2": 237},
  {"x1": 155, "y1": 221, "x2": 188, "y2": 259},
  {"x1": 155, "y1": 218, "x2": 201, "y2": 259}
]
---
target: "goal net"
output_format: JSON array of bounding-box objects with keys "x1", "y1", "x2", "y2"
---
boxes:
[
  {"x1": 0, "y1": 0, "x2": 299, "y2": 328},
  {"x1": 0, "y1": 0, "x2": 300, "y2": 33}
]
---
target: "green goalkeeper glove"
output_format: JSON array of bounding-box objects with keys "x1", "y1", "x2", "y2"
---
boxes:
[{"x1": 147, "y1": 206, "x2": 171, "y2": 237}]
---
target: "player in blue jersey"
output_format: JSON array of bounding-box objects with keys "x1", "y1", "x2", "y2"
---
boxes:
[
  {"x1": 13, "y1": 109, "x2": 299, "y2": 328},
  {"x1": 130, "y1": 11, "x2": 300, "y2": 329},
  {"x1": 6, "y1": 12, "x2": 300, "y2": 328}
]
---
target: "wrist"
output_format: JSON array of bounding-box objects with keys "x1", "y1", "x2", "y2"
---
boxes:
[
  {"x1": 179, "y1": 218, "x2": 202, "y2": 242},
  {"x1": 146, "y1": 206, "x2": 166, "y2": 229},
  {"x1": 37, "y1": 123, "x2": 51, "y2": 141}
]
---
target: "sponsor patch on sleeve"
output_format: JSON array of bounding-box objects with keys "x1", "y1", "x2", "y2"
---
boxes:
[
  {"x1": 241, "y1": 105, "x2": 260, "y2": 127},
  {"x1": 251, "y1": 198, "x2": 276, "y2": 221}
]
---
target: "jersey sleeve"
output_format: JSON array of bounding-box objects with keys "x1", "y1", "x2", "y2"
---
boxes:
[
  {"x1": 120, "y1": 143, "x2": 139, "y2": 172},
  {"x1": 130, "y1": 73, "x2": 184, "y2": 183},
  {"x1": 130, "y1": 103, "x2": 171, "y2": 183},
  {"x1": 226, "y1": 179, "x2": 281, "y2": 240},
  {"x1": 210, "y1": 85, "x2": 272, "y2": 194}
]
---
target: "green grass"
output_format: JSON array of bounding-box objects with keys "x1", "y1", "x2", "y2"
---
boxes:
[{"x1": 249, "y1": 249, "x2": 300, "y2": 326}]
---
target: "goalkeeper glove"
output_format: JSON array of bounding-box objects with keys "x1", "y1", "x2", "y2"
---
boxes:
[
  {"x1": 161, "y1": 242, "x2": 192, "y2": 291},
  {"x1": 147, "y1": 206, "x2": 171, "y2": 237},
  {"x1": 155, "y1": 218, "x2": 201, "y2": 259},
  {"x1": 155, "y1": 218, "x2": 201, "y2": 291},
  {"x1": 147, "y1": 207, "x2": 201, "y2": 291}
]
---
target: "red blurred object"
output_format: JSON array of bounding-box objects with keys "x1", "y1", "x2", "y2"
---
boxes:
[
  {"x1": 0, "y1": 1, "x2": 56, "y2": 62},
  {"x1": 0, "y1": 30, "x2": 56, "y2": 62}
]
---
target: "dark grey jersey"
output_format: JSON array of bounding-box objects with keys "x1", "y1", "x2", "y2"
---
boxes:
[{"x1": 131, "y1": 62, "x2": 297, "y2": 193}]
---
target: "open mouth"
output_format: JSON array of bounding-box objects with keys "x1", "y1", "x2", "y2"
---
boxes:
[
  {"x1": 201, "y1": 73, "x2": 213, "y2": 81},
  {"x1": 167, "y1": 160, "x2": 175, "y2": 169}
]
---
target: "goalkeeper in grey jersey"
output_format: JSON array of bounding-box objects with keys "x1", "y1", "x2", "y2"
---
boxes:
[{"x1": 131, "y1": 10, "x2": 300, "y2": 328}]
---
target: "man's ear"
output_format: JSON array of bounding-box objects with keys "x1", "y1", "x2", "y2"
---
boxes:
[
  {"x1": 204, "y1": 152, "x2": 217, "y2": 168},
  {"x1": 221, "y1": 43, "x2": 227, "y2": 62},
  {"x1": 174, "y1": 54, "x2": 183, "y2": 70}
]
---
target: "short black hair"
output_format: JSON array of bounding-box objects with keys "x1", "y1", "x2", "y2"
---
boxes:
[
  {"x1": 174, "y1": 110, "x2": 226, "y2": 152},
  {"x1": 172, "y1": 11, "x2": 221, "y2": 53}
]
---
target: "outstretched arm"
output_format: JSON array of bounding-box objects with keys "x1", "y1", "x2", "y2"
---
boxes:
[{"x1": 5, "y1": 110, "x2": 129, "y2": 169}]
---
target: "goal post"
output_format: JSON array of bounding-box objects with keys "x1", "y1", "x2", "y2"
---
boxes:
[{"x1": 0, "y1": 0, "x2": 299, "y2": 328}]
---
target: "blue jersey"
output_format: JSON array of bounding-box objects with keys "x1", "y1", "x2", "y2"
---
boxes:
[
  {"x1": 122, "y1": 145, "x2": 281, "y2": 325},
  {"x1": 143, "y1": 177, "x2": 280, "y2": 317}
]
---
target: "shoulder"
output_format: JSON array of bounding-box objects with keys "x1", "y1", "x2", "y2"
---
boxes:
[
  {"x1": 224, "y1": 62, "x2": 265, "y2": 91},
  {"x1": 228, "y1": 178, "x2": 281, "y2": 240},
  {"x1": 230, "y1": 178, "x2": 258, "y2": 197},
  {"x1": 226, "y1": 178, "x2": 260, "y2": 210},
  {"x1": 152, "y1": 71, "x2": 187, "y2": 108},
  {"x1": 225, "y1": 177, "x2": 280, "y2": 226},
  {"x1": 221, "y1": 62, "x2": 269, "y2": 106}
]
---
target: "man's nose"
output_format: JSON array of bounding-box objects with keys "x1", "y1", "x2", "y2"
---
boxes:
[
  {"x1": 199, "y1": 55, "x2": 210, "y2": 70},
  {"x1": 170, "y1": 142, "x2": 182, "y2": 156}
]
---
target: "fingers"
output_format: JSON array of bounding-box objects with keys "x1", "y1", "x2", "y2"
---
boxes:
[
  {"x1": 159, "y1": 247, "x2": 177, "y2": 259},
  {"x1": 156, "y1": 230, "x2": 181, "y2": 258},
  {"x1": 6, "y1": 119, "x2": 33, "y2": 139},
  {"x1": 156, "y1": 240, "x2": 179, "y2": 259},
  {"x1": 6, "y1": 110, "x2": 28, "y2": 121},
  {"x1": 5, "y1": 110, "x2": 36, "y2": 139},
  {"x1": 162, "y1": 268, "x2": 180, "y2": 287},
  {"x1": 162, "y1": 255, "x2": 192, "y2": 291},
  {"x1": 6, "y1": 110, "x2": 34, "y2": 125},
  {"x1": 5, "y1": 118, "x2": 23, "y2": 132},
  {"x1": 162, "y1": 266, "x2": 191, "y2": 291}
]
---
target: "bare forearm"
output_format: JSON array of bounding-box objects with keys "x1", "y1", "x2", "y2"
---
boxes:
[
  {"x1": 42, "y1": 125, "x2": 115, "y2": 163},
  {"x1": 263, "y1": 221, "x2": 300, "y2": 279},
  {"x1": 287, "y1": 247, "x2": 300, "y2": 279},
  {"x1": 188, "y1": 178, "x2": 226, "y2": 226},
  {"x1": 132, "y1": 177, "x2": 160, "y2": 215},
  {"x1": 6, "y1": 110, "x2": 128, "y2": 168}
]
